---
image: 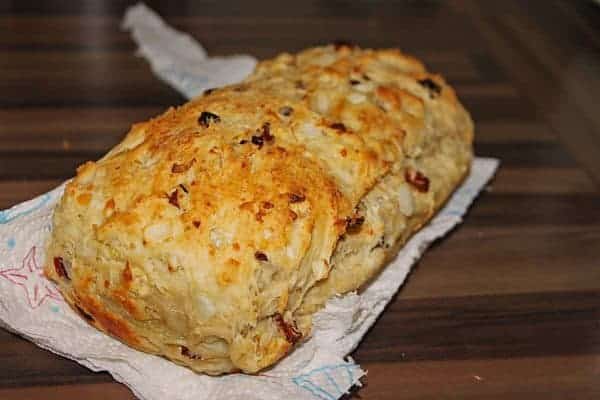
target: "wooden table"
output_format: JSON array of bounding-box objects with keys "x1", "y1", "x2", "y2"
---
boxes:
[{"x1": 1, "y1": 1, "x2": 600, "y2": 399}]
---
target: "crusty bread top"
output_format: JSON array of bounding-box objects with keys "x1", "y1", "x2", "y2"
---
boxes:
[{"x1": 45, "y1": 44, "x2": 473, "y2": 374}]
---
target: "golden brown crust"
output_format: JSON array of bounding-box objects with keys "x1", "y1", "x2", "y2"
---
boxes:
[{"x1": 45, "y1": 45, "x2": 473, "y2": 374}]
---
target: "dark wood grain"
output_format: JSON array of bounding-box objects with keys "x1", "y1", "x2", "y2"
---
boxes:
[{"x1": 1, "y1": 1, "x2": 599, "y2": 399}]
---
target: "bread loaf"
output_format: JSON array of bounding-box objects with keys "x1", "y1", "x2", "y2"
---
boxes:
[{"x1": 45, "y1": 45, "x2": 473, "y2": 375}]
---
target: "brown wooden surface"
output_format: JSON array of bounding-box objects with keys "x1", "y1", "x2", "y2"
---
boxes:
[{"x1": 1, "y1": 1, "x2": 600, "y2": 399}]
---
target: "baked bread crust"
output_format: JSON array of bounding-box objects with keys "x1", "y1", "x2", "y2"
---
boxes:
[{"x1": 45, "y1": 45, "x2": 473, "y2": 375}]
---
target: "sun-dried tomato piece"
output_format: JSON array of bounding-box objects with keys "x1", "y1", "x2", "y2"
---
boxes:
[
  {"x1": 171, "y1": 158, "x2": 196, "y2": 173},
  {"x1": 167, "y1": 189, "x2": 179, "y2": 208},
  {"x1": 405, "y1": 169, "x2": 430, "y2": 192},
  {"x1": 289, "y1": 193, "x2": 306, "y2": 203},
  {"x1": 273, "y1": 313, "x2": 302, "y2": 344},
  {"x1": 181, "y1": 346, "x2": 202, "y2": 359},
  {"x1": 251, "y1": 135, "x2": 264, "y2": 148},
  {"x1": 330, "y1": 122, "x2": 347, "y2": 132},
  {"x1": 251, "y1": 123, "x2": 274, "y2": 149},
  {"x1": 198, "y1": 111, "x2": 221, "y2": 128},
  {"x1": 254, "y1": 251, "x2": 268, "y2": 262},
  {"x1": 53, "y1": 257, "x2": 70, "y2": 280},
  {"x1": 417, "y1": 78, "x2": 442, "y2": 98},
  {"x1": 346, "y1": 215, "x2": 365, "y2": 233},
  {"x1": 261, "y1": 122, "x2": 274, "y2": 141}
]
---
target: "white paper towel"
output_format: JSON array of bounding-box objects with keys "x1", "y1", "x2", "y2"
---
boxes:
[
  {"x1": 122, "y1": 3, "x2": 257, "y2": 99},
  {"x1": 0, "y1": 4, "x2": 499, "y2": 399}
]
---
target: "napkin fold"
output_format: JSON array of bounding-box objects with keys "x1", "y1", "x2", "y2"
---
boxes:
[{"x1": 0, "y1": 4, "x2": 499, "y2": 399}]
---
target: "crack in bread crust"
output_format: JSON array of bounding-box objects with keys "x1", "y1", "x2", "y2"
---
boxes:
[{"x1": 44, "y1": 45, "x2": 473, "y2": 375}]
